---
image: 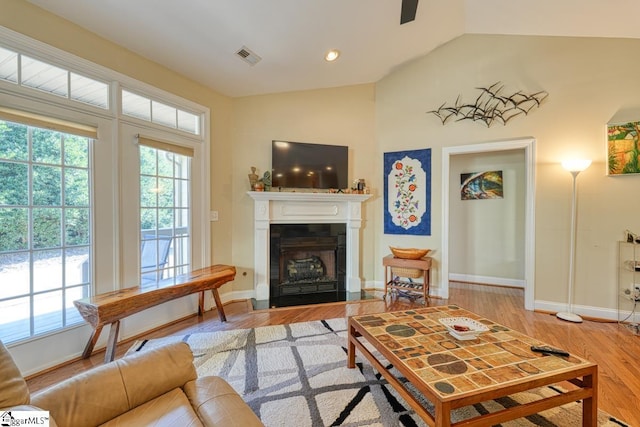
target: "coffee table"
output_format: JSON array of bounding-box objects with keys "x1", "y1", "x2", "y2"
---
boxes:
[{"x1": 347, "y1": 306, "x2": 597, "y2": 427}]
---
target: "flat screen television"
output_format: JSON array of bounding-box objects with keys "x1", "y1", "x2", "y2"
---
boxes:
[{"x1": 271, "y1": 140, "x2": 348, "y2": 190}]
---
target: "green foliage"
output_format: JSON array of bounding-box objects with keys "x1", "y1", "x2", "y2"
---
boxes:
[
  {"x1": 622, "y1": 147, "x2": 640, "y2": 174},
  {"x1": 0, "y1": 120, "x2": 90, "y2": 253},
  {"x1": 0, "y1": 121, "x2": 28, "y2": 161},
  {"x1": 608, "y1": 144, "x2": 619, "y2": 174},
  {"x1": 0, "y1": 208, "x2": 28, "y2": 252}
]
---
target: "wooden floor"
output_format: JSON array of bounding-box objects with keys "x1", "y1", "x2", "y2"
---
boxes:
[{"x1": 27, "y1": 282, "x2": 640, "y2": 426}]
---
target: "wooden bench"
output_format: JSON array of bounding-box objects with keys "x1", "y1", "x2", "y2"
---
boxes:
[{"x1": 73, "y1": 264, "x2": 236, "y2": 363}]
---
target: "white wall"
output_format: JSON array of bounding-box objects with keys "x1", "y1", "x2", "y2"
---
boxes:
[
  {"x1": 376, "y1": 34, "x2": 640, "y2": 315},
  {"x1": 448, "y1": 150, "x2": 525, "y2": 286}
]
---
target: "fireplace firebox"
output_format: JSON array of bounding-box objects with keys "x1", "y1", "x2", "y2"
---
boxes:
[{"x1": 270, "y1": 224, "x2": 346, "y2": 307}]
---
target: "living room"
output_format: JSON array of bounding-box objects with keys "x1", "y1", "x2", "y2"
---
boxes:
[{"x1": 2, "y1": 1, "x2": 640, "y2": 425}]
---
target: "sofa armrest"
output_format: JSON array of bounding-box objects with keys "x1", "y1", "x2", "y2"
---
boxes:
[
  {"x1": 0, "y1": 340, "x2": 30, "y2": 408},
  {"x1": 31, "y1": 342, "x2": 197, "y2": 427},
  {"x1": 184, "y1": 376, "x2": 263, "y2": 427}
]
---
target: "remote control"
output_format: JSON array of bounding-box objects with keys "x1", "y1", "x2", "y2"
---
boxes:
[{"x1": 530, "y1": 345, "x2": 569, "y2": 357}]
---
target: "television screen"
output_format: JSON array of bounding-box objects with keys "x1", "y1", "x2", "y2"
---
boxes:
[{"x1": 271, "y1": 140, "x2": 348, "y2": 190}]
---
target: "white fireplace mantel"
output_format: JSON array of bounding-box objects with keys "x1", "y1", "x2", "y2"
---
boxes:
[{"x1": 247, "y1": 191, "x2": 371, "y2": 303}]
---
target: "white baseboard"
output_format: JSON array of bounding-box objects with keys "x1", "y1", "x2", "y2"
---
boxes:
[
  {"x1": 533, "y1": 300, "x2": 618, "y2": 322},
  {"x1": 367, "y1": 280, "x2": 619, "y2": 321},
  {"x1": 449, "y1": 273, "x2": 525, "y2": 288}
]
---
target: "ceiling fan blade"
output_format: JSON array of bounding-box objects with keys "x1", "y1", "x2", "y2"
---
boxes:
[{"x1": 400, "y1": 0, "x2": 419, "y2": 24}]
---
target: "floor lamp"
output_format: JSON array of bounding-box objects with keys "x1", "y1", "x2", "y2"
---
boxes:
[{"x1": 556, "y1": 159, "x2": 591, "y2": 323}]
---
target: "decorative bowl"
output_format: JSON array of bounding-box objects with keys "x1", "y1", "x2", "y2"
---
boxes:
[
  {"x1": 439, "y1": 317, "x2": 489, "y2": 340},
  {"x1": 389, "y1": 246, "x2": 430, "y2": 260}
]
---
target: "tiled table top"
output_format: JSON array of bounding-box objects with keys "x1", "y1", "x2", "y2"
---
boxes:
[{"x1": 350, "y1": 305, "x2": 594, "y2": 398}]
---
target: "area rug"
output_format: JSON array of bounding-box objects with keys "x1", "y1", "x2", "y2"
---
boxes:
[{"x1": 128, "y1": 319, "x2": 628, "y2": 427}]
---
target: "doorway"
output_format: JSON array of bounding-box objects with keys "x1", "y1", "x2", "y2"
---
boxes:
[{"x1": 441, "y1": 138, "x2": 535, "y2": 310}]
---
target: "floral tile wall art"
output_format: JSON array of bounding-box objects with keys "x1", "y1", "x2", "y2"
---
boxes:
[
  {"x1": 608, "y1": 121, "x2": 640, "y2": 175},
  {"x1": 460, "y1": 170, "x2": 504, "y2": 200},
  {"x1": 383, "y1": 148, "x2": 431, "y2": 235}
]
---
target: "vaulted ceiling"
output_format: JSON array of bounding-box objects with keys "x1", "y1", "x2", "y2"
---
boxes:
[{"x1": 27, "y1": 0, "x2": 640, "y2": 98}]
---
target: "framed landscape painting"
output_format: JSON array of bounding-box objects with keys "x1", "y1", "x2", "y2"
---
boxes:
[
  {"x1": 383, "y1": 148, "x2": 431, "y2": 235},
  {"x1": 608, "y1": 121, "x2": 640, "y2": 175}
]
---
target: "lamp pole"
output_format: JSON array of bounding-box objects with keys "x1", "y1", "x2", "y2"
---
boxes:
[{"x1": 556, "y1": 159, "x2": 591, "y2": 323}]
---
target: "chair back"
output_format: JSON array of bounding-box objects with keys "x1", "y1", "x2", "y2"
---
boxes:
[{"x1": 140, "y1": 235, "x2": 172, "y2": 282}]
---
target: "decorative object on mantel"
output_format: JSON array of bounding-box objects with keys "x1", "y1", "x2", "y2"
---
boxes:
[
  {"x1": 427, "y1": 82, "x2": 548, "y2": 127},
  {"x1": 248, "y1": 167, "x2": 271, "y2": 191},
  {"x1": 389, "y1": 246, "x2": 430, "y2": 259},
  {"x1": 383, "y1": 148, "x2": 431, "y2": 235},
  {"x1": 248, "y1": 166, "x2": 259, "y2": 190},
  {"x1": 260, "y1": 171, "x2": 272, "y2": 192}
]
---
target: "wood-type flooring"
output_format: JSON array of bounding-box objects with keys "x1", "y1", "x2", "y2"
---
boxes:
[{"x1": 26, "y1": 282, "x2": 640, "y2": 426}]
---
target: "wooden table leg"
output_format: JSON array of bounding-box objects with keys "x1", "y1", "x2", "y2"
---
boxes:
[
  {"x1": 347, "y1": 323, "x2": 356, "y2": 369},
  {"x1": 435, "y1": 400, "x2": 451, "y2": 427},
  {"x1": 582, "y1": 369, "x2": 598, "y2": 426},
  {"x1": 104, "y1": 320, "x2": 120, "y2": 363},
  {"x1": 81, "y1": 324, "x2": 103, "y2": 359},
  {"x1": 211, "y1": 288, "x2": 227, "y2": 322}
]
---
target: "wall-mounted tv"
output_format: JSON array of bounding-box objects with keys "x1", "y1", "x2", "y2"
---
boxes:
[{"x1": 271, "y1": 140, "x2": 348, "y2": 190}]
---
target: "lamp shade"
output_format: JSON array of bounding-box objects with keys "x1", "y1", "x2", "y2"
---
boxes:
[{"x1": 561, "y1": 159, "x2": 592, "y2": 172}]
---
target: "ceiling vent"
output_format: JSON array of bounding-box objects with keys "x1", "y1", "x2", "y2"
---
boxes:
[{"x1": 236, "y1": 46, "x2": 261, "y2": 66}]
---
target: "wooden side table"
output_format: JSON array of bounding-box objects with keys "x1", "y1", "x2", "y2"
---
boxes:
[{"x1": 383, "y1": 254, "x2": 431, "y2": 303}]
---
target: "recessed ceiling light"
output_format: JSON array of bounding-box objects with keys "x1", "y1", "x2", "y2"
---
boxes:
[{"x1": 325, "y1": 49, "x2": 340, "y2": 62}]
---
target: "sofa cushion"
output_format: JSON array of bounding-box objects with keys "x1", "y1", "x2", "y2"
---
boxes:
[
  {"x1": 116, "y1": 341, "x2": 197, "y2": 409},
  {"x1": 32, "y1": 342, "x2": 197, "y2": 427},
  {"x1": 0, "y1": 341, "x2": 30, "y2": 408},
  {"x1": 100, "y1": 388, "x2": 203, "y2": 427},
  {"x1": 184, "y1": 376, "x2": 263, "y2": 426}
]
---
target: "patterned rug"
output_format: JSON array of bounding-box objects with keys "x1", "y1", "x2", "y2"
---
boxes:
[{"x1": 127, "y1": 318, "x2": 628, "y2": 427}]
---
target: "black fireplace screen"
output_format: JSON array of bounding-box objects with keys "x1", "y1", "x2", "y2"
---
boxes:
[{"x1": 270, "y1": 224, "x2": 346, "y2": 300}]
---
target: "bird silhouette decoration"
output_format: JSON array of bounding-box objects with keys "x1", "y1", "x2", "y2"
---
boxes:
[{"x1": 428, "y1": 82, "x2": 548, "y2": 127}]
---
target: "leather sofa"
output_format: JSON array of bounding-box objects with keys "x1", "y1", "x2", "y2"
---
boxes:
[{"x1": 0, "y1": 340, "x2": 263, "y2": 427}]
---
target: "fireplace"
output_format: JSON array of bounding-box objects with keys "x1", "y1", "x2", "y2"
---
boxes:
[
  {"x1": 270, "y1": 224, "x2": 346, "y2": 306},
  {"x1": 248, "y1": 191, "x2": 371, "y2": 309}
]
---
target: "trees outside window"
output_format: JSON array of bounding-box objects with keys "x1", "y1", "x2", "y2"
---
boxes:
[{"x1": 0, "y1": 119, "x2": 91, "y2": 342}]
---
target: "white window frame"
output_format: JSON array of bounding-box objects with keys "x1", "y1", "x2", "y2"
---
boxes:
[{"x1": 0, "y1": 25, "x2": 211, "y2": 376}]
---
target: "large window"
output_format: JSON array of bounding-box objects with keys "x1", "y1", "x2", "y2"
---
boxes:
[
  {"x1": 0, "y1": 28, "x2": 208, "y2": 360},
  {"x1": 0, "y1": 119, "x2": 92, "y2": 342}
]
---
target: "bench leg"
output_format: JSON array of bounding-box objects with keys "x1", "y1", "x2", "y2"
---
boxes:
[
  {"x1": 211, "y1": 288, "x2": 227, "y2": 322},
  {"x1": 104, "y1": 320, "x2": 120, "y2": 363},
  {"x1": 198, "y1": 291, "x2": 206, "y2": 316},
  {"x1": 82, "y1": 324, "x2": 104, "y2": 359},
  {"x1": 197, "y1": 290, "x2": 226, "y2": 322}
]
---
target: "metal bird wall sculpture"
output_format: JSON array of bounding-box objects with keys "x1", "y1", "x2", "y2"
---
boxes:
[{"x1": 428, "y1": 82, "x2": 548, "y2": 127}]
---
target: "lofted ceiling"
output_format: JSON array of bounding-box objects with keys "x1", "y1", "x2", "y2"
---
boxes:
[{"x1": 27, "y1": 0, "x2": 640, "y2": 98}]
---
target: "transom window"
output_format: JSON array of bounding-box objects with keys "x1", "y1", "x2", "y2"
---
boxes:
[
  {"x1": 0, "y1": 46, "x2": 109, "y2": 110},
  {"x1": 122, "y1": 90, "x2": 200, "y2": 135},
  {"x1": 0, "y1": 119, "x2": 92, "y2": 342}
]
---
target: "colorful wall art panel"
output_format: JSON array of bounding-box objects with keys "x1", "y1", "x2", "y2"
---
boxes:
[
  {"x1": 608, "y1": 121, "x2": 640, "y2": 175},
  {"x1": 383, "y1": 148, "x2": 431, "y2": 235},
  {"x1": 460, "y1": 170, "x2": 504, "y2": 200}
]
